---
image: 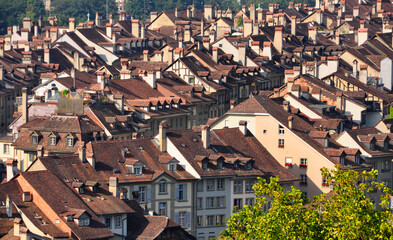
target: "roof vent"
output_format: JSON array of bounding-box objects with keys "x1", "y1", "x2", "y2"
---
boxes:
[
  {"x1": 181, "y1": 143, "x2": 186, "y2": 147},
  {"x1": 113, "y1": 168, "x2": 120, "y2": 174},
  {"x1": 192, "y1": 138, "x2": 198, "y2": 142}
]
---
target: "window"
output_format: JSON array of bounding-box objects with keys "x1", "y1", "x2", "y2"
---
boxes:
[
  {"x1": 178, "y1": 211, "x2": 186, "y2": 228},
  {"x1": 245, "y1": 180, "x2": 255, "y2": 193},
  {"x1": 177, "y1": 184, "x2": 186, "y2": 201},
  {"x1": 189, "y1": 77, "x2": 195, "y2": 84},
  {"x1": 217, "y1": 159, "x2": 223, "y2": 170},
  {"x1": 133, "y1": 166, "x2": 142, "y2": 175},
  {"x1": 382, "y1": 160, "x2": 391, "y2": 172},
  {"x1": 207, "y1": 179, "x2": 215, "y2": 191},
  {"x1": 3, "y1": 144, "x2": 9, "y2": 154},
  {"x1": 31, "y1": 135, "x2": 38, "y2": 145},
  {"x1": 159, "y1": 180, "x2": 167, "y2": 194},
  {"x1": 197, "y1": 216, "x2": 203, "y2": 226},
  {"x1": 206, "y1": 197, "x2": 214, "y2": 208},
  {"x1": 245, "y1": 198, "x2": 254, "y2": 206},
  {"x1": 159, "y1": 202, "x2": 167, "y2": 216},
  {"x1": 49, "y1": 136, "x2": 56, "y2": 146},
  {"x1": 234, "y1": 198, "x2": 243, "y2": 209},
  {"x1": 217, "y1": 178, "x2": 225, "y2": 190},
  {"x1": 13, "y1": 132, "x2": 18, "y2": 141},
  {"x1": 279, "y1": 125, "x2": 284, "y2": 134},
  {"x1": 285, "y1": 157, "x2": 293, "y2": 167},
  {"x1": 300, "y1": 158, "x2": 307, "y2": 167},
  {"x1": 206, "y1": 215, "x2": 215, "y2": 226},
  {"x1": 115, "y1": 216, "x2": 121, "y2": 228},
  {"x1": 340, "y1": 156, "x2": 345, "y2": 166},
  {"x1": 66, "y1": 137, "x2": 74, "y2": 147},
  {"x1": 139, "y1": 186, "x2": 146, "y2": 203},
  {"x1": 216, "y1": 215, "x2": 225, "y2": 226},
  {"x1": 234, "y1": 180, "x2": 243, "y2": 193},
  {"x1": 355, "y1": 154, "x2": 361, "y2": 164},
  {"x1": 82, "y1": 218, "x2": 90, "y2": 226},
  {"x1": 105, "y1": 217, "x2": 112, "y2": 228},
  {"x1": 216, "y1": 196, "x2": 225, "y2": 208},
  {"x1": 300, "y1": 175, "x2": 307, "y2": 185},
  {"x1": 197, "y1": 197, "x2": 203, "y2": 209},
  {"x1": 169, "y1": 163, "x2": 176, "y2": 172},
  {"x1": 28, "y1": 153, "x2": 35, "y2": 163},
  {"x1": 278, "y1": 139, "x2": 284, "y2": 148},
  {"x1": 197, "y1": 181, "x2": 203, "y2": 192}
]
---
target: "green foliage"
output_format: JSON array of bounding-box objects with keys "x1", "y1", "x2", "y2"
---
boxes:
[
  {"x1": 221, "y1": 165, "x2": 393, "y2": 240},
  {"x1": 0, "y1": 0, "x2": 45, "y2": 34},
  {"x1": 247, "y1": 0, "x2": 313, "y2": 9},
  {"x1": 236, "y1": 17, "x2": 243, "y2": 28},
  {"x1": 50, "y1": 0, "x2": 118, "y2": 26},
  {"x1": 386, "y1": 106, "x2": 393, "y2": 119}
]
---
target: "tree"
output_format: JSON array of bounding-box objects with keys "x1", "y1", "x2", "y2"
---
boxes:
[
  {"x1": 50, "y1": 0, "x2": 118, "y2": 26},
  {"x1": 221, "y1": 165, "x2": 393, "y2": 239},
  {"x1": 0, "y1": 0, "x2": 45, "y2": 34}
]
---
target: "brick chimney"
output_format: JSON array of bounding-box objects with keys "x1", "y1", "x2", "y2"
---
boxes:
[
  {"x1": 212, "y1": 46, "x2": 218, "y2": 63},
  {"x1": 358, "y1": 28, "x2": 368, "y2": 46},
  {"x1": 263, "y1": 41, "x2": 272, "y2": 60},
  {"x1": 159, "y1": 121, "x2": 168, "y2": 152},
  {"x1": 201, "y1": 125, "x2": 210, "y2": 149},
  {"x1": 291, "y1": 16, "x2": 297, "y2": 36},
  {"x1": 22, "y1": 87, "x2": 28, "y2": 124},
  {"x1": 132, "y1": 19, "x2": 140, "y2": 38},
  {"x1": 69, "y1": 18, "x2": 75, "y2": 31},
  {"x1": 273, "y1": 27, "x2": 283, "y2": 54}
]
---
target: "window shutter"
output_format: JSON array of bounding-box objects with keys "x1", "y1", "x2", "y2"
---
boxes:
[
  {"x1": 147, "y1": 186, "x2": 151, "y2": 203},
  {"x1": 175, "y1": 212, "x2": 179, "y2": 224},
  {"x1": 186, "y1": 212, "x2": 191, "y2": 228},
  {"x1": 184, "y1": 184, "x2": 187, "y2": 201},
  {"x1": 175, "y1": 185, "x2": 179, "y2": 201}
]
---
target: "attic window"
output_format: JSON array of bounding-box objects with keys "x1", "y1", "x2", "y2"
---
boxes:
[
  {"x1": 370, "y1": 142, "x2": 376, "y2": 151},
  {"x1": 384, "y1": 140, "x2": 389, "y2": 151},
  {"x1": 217, "y1": 160, "x2": 223, "y2": 170},
  {"x1": 49, "y1": 136, "x2": 57, "y2": 146},
  {"x1": 247, "y1": 161, "x2": 253, "y2": 170},
  {"x1": 355, "y1": 154, "x2": 360, "y2": 164},
  {"x1": 340, "y1": 156, "x2": 345, "y2": 166},
  {"x1": 31, "y1": 135, "x2": 38, "y2": 145},
  {"x1": 169, "y1": 163, "x2": 176, "y2": 172},
  {"x1": 133, "y1": 166, "x2": 142, "y2": 175},
  {"x1": 202, "y1": 161, "x2": 207, "y2": 171},
  {"x1": 66, "y1": 135, "x2": 75, "y2": 147}
]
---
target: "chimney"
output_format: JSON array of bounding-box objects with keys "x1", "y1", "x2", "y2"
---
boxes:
[
  {"x1": 327, "y1": 56, "x2": 339, "y2": 73},
  {"x1": 243, "y1": 19, "x2": 253, "y2": 37},
  {"x1": 251, "y1": 41, "x2": 260, "y2": 55},
  {"x1": 6, "y1": 159, "x2": 18, "y2": 182},
  {"x1": 109, "y1": 177, "x2": 119, "y2": 198},
  {"x1": 151, "y1": 12, "x2": 158, "y2": 22},
  {"x1": 6, "y1": 195, "x2": 12, "y2": 217},
  {"x1": 283, "y1": 100, "x2": 290, "y2": 112},
  {"x1": 192, "y1": 4, "x2": 196, "y2": 18},
  {"x1": 291, "y1": 16, "x2": 297, "y2": 36},
  {"x1": 50, "y1": 28, "x2": 58, "y2": 43},
  {"x1": 175, "y1": 8, "x2": 180, "y2": 18},
  {"x1": 262, "y1": 41, "x2": 272, "y2": 60},
  {"x1": 44, "y1": 38, "x2": 51, "y2": 49},
  {"x1": 22, "y1": 87, "x2": 28, "y2": 124},
  {"x1": 0, "y1": 64, "x2": 3, "y2": 81},
  {"x1": 377, "y1": 0, "x2": 382, "y2": 12},
  {"x1": 358, "y1": 28, "x2": 368, "y2": 46},
  {"x1": 168, "y1": 47, "x2": 174, "y2": 65},
  {"x1": 106, "y1": 23, "x2": 112, "y2": 38},
  {"x1": 22, "y1": 18, "x2": 31, "y2": 31},
  {"x1": 109, "y1": 13, "x2": 115, "y2": 24},
  {"x1": 184, "y1": 25, "x2": 191, "y2": 42},
  {"x1": 353, "y1": 6, "x2": 359, "y2": 17},
  {"x1": 239, "y1": 120, "x2": 248, "y2": 136},
  {"x1": 201, "y1": 19, "x2": 205, "y2": 37},
  {"x1": 238, "y1": 43, "x2": 246, "y2": 66},
  {"x1": 174, "y1": 48, "x2": 184, "y2": 60},
  {"x1": 20, "y1": 227, "x2": 30, "y2": 240},
  {"x1": 159, "y1": 121, "x2": 168, "y2": 152},
  {"x1": 203, "y1": 37, "x2": 210, "y2": 51},
  {"x1": 132, "y1": 19, "x2": 140, "y2": 38},
  {"x1": 359, "y1": 65, "x2": 368, "y2": 84},
  {"x1": 95, "y1": 12, "x2": 102, "y2": 27},
  {"x1": 141, "y1": 24, "x2": 145, "y2": 39},
  {"x1": 155, "y1": 50, "x2": 163, "y2": 62},
  {"x1": 212, "y1": 46, "x2": 218, "y2": 63},
  {"x1": 204, "y1": 5, "x2": 213, "y2": 20},
  {"x1": 79, "y1": 143, "x2": 86, "y2": 163},
  {"x1": 249, "y1": 4, "x2": 256, "y2": 22},
  {"x1": 201, "y1": 125, "x2": 210, "y2": 149},
  {"x1": 145, "y1": 70, "x2": 156, "y2": 88},
  {"x1": 273, "y1": 27, "x2": 283, "y2": 54},
  {"x1": 14, "y1": 218, "x2": 21, "y2": 236},
  {"x1": 288, "y1": 116, "x2": 294, "y2": 129},
  {"x1": 33, "y1": 25, "x2": 38, "y2": 37},
  {"x1": 69, "y1": 18, "x2": 75, "y2": 31},
  {"x1": 73, "y1": 51, "x2": 80, "y2": 70},
  {"x1": 227, "y1": 10, "x2": 234, "y2": 19},
  {"x1": 308, "y1": 26, "x2": 317, "y2": 44},
  {"x1": 336, "y1": 92, "x2": 343, "y2": 112},
  {"x1": 315, "y1": 0, "x2": 321, "y2": 8},
  {"x1": 143, "y1": 50, "x2": 149, "y2": 61},
  {"x1": 316, "y1": 9, "x2": 322, "y2": 24},
  {"x1": 21, "y1": 28, "x2": 29, "y2": 42},
  {"x1": 187, "y1": 6, "x2": 192, "y2": 18}
]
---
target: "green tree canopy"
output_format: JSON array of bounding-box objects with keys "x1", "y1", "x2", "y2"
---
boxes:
[
  {"x1": 0, "y1": 0, "x2": 45, "y2": 34},
  {"x1": 221, "y1": 165, "x2": 393, "y2": 239},
  {"x1": 50, "y1": 0, "x2": 118, "y2": 26}
]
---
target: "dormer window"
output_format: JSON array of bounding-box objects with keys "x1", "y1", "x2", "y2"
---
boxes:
[
  {"x1": 49, "y1": 136, "x2": 56, "y2": 146},
  {"x1": 340, "y1": 156, "x2": 345, "y2": 166},
  {"x1": 217, "y1": 159, "x2": 223, "y2": 170},
  {"x1": 384, "y1": 140, "x2": 389, "y2": 151},
  {"x1": 202, "y1": 160, "x2": 208, "y2": 171},
  {"x1": 31, "y1": 135, "x2": 38, "y2": 145},
  {"x1": 169, "y1": 163, "x2": 176, "y2": 172},
  {"x1": 133, "y1": 166, "x2": 142, "y2": 175},
  {"x1": 66, "y1": 134, "x2": 75, "y2": 147},
  {"x1": 370, "y1": 141, "x2": 376, "y2": 151},
  {"x1": 324, "y1": 138, "x2": 329, "y2": 148},
  {"x1": 355, "y1": 154, "x2": 360, "y2": 164},
  {"x1": 247, "y1": 161, "x2": 253, "y2": 170}
]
